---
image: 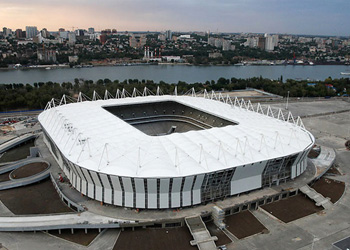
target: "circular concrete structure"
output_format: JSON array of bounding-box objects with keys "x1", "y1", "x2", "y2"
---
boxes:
[{"x1": 38, "y1": 94, "x2": 314, "y2": 209}]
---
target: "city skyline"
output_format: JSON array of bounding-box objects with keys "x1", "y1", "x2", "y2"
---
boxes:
[{"x1": 0, "y1": 0, "x2": 349, "y2": 36}]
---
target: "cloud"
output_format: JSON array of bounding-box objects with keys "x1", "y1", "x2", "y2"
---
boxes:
[{"x1": 0, "y1": 0, "x2": 349, "y2": 35}]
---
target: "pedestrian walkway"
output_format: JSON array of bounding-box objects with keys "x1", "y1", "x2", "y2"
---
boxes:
[
  {"x1": 0, "y1": 211, "x2": 125, "y2": 231},
  {"x1": 0, "y1": 157, "x2": 46, "y2": 175},
  {"x1": 310, "y1": 146, "x2": 336, "y2": 177},
  {"x1": 0, "y1": 159, "x2": 50, "y2": 190},
  {"x1": 35, "y1": 134, "x2": 89, "y2": 205},
  {"x1": 185, "y1": 216, "x2": 217, "y2": 250},
  {"x1": 0, "y1": 133, "x2": 36, "y2": 154},
  {"x1": 299, "y1": 185, "x2": 333, "y2": 209}
]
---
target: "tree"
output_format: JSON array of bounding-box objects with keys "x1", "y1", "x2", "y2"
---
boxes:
[
  {"x1": 104, "y1": 78, "x2": 112, "y2": 84},
  {"x1": 97, "y1": 79, "x2": 104, "y2": 85}
]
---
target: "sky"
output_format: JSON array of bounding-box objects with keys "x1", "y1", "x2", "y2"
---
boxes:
[{"x1": 0, "y1": 0, "x2": 349, "y2": 36}]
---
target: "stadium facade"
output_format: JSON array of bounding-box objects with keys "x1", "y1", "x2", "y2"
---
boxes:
[{"x1": 39, "y1": 91, "x2": 314, "y2": 209}]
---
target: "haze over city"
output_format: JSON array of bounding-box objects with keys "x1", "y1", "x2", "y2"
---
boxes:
[{"x1": 0, "y1": 0, "x2": 349, "y2": 36}]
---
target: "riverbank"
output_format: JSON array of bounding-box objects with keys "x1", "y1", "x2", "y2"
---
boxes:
[{"x1": 0, "y1": 61, "x2": 349, "y2": 71}]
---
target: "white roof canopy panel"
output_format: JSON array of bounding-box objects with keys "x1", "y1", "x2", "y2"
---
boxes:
[{"x1": 39, "y1": 95, "x2": 314, "y2": 178}]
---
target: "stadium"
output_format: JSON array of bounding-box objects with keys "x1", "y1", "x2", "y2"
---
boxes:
[{"x1": 38, "y1": 89, "x2": 315, "y2": 209}]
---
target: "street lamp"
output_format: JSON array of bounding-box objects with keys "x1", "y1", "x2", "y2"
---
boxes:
[{"x1": 285, "y1": 91, "x2": 290, "y2": 110}]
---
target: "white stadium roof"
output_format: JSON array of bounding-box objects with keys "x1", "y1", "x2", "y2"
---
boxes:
[{"x1": 39, "y1": 92, "x2": 314, "y2": 178}]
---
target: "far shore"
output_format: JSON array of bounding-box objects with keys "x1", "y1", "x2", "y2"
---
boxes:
[{"x1": 0, "y1": 61, "x2": 349, "y2": 71}]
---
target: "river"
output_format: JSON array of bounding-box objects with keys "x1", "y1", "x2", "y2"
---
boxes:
[{"x1": 0, "y1": 64, "x2": 349, "y2": 84}]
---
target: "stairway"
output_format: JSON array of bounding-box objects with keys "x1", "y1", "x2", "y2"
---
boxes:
[
  {"x1": 299, "y1": 185, "x2": 333, "y2": 209},
  {"x1": 185, "y1": 215, "x2": 217, "y2": 250}
]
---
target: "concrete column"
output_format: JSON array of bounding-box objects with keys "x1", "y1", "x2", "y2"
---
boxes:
[
  {"x1": 71, "y1": 228, "x2": 74, "y2": 234},
  {"x1": 85, "y1": 228, "x2": 88, "y2": 234},
  {"x1": 58, "y1": 229, "x2": 61, "y2": 235}
]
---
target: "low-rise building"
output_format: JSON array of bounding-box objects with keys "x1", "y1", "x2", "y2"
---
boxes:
[
  {"x1": 209, "y1": 52, "x2": 222, "y2": 58},
  {"x1": 68, "y1": 55, "x2": 79, "y2": 63},
  {"x1": 37, "y1": 48, "x2": 57, "y2": 62}
]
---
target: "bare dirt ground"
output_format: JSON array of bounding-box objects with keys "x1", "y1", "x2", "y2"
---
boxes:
[
  {"x1": 113, "y1": 227, "x2": 196, "y2": 250},
  {"x1": 0, "y1": 178, "x2": 73, "y2": 215},
  {"x1": 261, "y1": 194, "x2": 323, "y2": 223},
  {"x1": 0, "y1": 125, "x2": 15, "y2": 132},
  {"x1": 0, "y1": 172, "x2": 10, "y2": 182},
  {"x1": 0, "y1": 141, "x2": 34, "y2": 163},
  {"x1": 225, "y1": 210, "x2": 268, "y2": 239},
  {"x1": 326, "y1": 166, "x2": 341, "y2": 175},
  {"x1": 205, "y1": 221, "x2": 232, "y2": 246},
  {"x1": 11, "y1": 162, "x2": 48, "y2": 179},
  {"x1": 48, "y1": 229, "x2": 100, "y2": 246},
  {"x1": 308, "y1": 148, "x2": 320, "y2": 159},
  {"x1": 312, "y1": 177, "x2": 345, "y2": 203}
]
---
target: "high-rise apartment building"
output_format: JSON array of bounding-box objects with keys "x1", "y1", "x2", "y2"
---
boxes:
[
  {"x1": 26, "y1": 26, "x2": 38, "y2": 39},
  {"x1": 158, "y1": 34, "x2": 166, "y2": 41},
  {"x1": 2, "y1": 27, "x2": 12, "y2": 38},
  {"x1": 272, "y1": 35, "x2": 279, "y2": 46},
  {"x1": 244, "y1": 37, "x2": 258, "y2": 48},
  {"x1": 129, "y1": 34, "x2": 146, "y2": 48},
  {"x1": 165, "y1": 30, "x2": 172, "y2": 40},
  {"x1": 100, "y1": 34, "x2": 107, "y2": 44},
  {"x1": 258, "y1": 37, "x2": 266, "y2": 50},
  {"x1": 208, "y1": 37, "x2": 225, "y2": 48},
  {"x1": 15, "y1": 29, "x2": 23, "y2": 39},
  {"x1": 59, "y1": 31, "x2": 69, "y2": 39},
  {"x1": 75, "y1": 29, "x2": 85, "y2": 36},
  {"x1": 264, "y1": 34, "x2": 279, "y2": 51},
  {"x1": 68, "y1": 32, "x2": 77, "y2": 45},
  {"x1": 2, "y1": 27, "x2": 7, "y2": 38},
  {"x1": 222, "y1": 40, "x2": 235, "y2": 51},
  {"x1": 208, "y1": 37, "x2": 216, "y2": 46},
  {"x1": 214, "y1": 38, "x2": 223, "y2": 48},
  {"x1": 264, "y1": 34, "x2": 274, "y2": 51},
  {"x1": 41, "y1": 28, "x2": 50, "y2": 38}
]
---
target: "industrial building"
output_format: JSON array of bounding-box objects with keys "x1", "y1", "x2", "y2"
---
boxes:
[{"x1": 38, "y1": 91, "x2": 314, "y2": 209}]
